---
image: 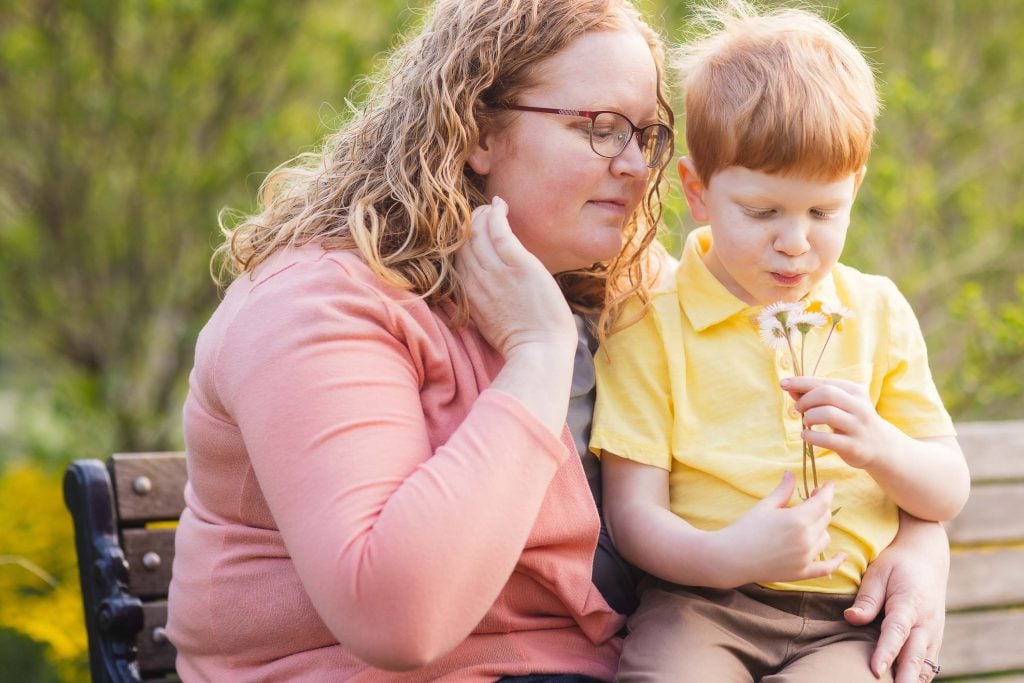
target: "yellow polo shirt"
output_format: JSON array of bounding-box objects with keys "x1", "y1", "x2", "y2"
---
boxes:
[{"x1": 591, "y1": 227, "x2": 955, "y2": 593}]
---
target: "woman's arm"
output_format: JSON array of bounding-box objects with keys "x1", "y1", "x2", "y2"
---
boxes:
[
  {"x1": 457, "y1": 197, "x2": 578, "y2": 433},
  {"x1": 844, "y1": 510, "x2": 949, "y2": 682},
  {"x1": 215, "y1": 201, "x2": 578, "y2": 670}
]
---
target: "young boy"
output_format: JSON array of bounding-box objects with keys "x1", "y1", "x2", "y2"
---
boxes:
[{"x1": 590, "y1": 2, "x2": 970, "y2": 680}]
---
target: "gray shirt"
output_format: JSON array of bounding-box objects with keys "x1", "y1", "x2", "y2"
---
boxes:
[{"x1": 568, "y1": 314, "x2": 642, "y2": 615}]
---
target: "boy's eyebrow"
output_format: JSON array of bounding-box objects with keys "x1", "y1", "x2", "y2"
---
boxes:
[{"x1": 731, "y1": 190, "x2": 850, "y2": 208}]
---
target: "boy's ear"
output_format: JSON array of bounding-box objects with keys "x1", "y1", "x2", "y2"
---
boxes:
[
  {"x1": 852, "y1": 164, "x2": 868, "y2": 196},
  {"x1": 678, "y1": 157, "x2": 709, "y2": 223}
]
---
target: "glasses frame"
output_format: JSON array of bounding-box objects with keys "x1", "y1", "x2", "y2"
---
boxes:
[{"x1": 502, "y1": 104, "x2": 673, "y2": 169}]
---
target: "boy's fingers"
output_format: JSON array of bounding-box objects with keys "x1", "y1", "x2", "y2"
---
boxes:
[
  {"x1": 808, "y1": 481, "x2": 835, "y2": 505},
  {"x1": 802, "y1": 551, "x2": 846, "y2": 580},
  {"x1": 761, "y1": 470, "x2": 796, "y2": 507}
]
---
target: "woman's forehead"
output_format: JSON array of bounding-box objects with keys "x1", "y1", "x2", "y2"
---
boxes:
[{"x1": 524, "y1": 29, "x2": 659, "y2": 108}]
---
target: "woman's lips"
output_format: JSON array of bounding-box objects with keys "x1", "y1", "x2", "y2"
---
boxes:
[{"x1": 589, "y1": 200, "x2": 627, "y2": 215}]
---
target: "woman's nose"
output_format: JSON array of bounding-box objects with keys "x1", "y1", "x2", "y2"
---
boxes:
[{"x1": 609, "y1": 135, "x2": 650, "y2": 177}]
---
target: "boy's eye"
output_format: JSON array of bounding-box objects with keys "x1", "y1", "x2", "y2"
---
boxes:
[
  {"x1": 743, "y1": 207, "x2": 775, "y2": 219},
  {"x1": 811, "y1": 208, "x2": 838, "y2": 220}
]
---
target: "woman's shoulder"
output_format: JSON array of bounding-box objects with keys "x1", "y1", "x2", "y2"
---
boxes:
[
  {"x1": 208, "y1": 245, "x2": 443, "y2": 353},
  {"x1": 240, "y1": 245, "x2": 418, "y2": 302}
]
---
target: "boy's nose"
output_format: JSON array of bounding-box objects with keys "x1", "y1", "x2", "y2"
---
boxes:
[{"x1": 773, "y1": 222, "x2": 811, "y2": 256}]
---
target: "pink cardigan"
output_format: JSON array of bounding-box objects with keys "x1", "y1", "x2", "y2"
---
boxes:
[{"x1": 166, "y1": 246, "x2": 623, "y2": 681}]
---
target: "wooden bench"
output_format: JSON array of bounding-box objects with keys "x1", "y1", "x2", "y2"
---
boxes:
[
  {"x1": 942, "y1": 420, "x2": 1024, "y2": 681},
  {"x1": 64, "y1": 422, "x2": 1024, "y2": 681},
  {"x1": 64, "y1": 452, "x2": 185, "y2": 682}
]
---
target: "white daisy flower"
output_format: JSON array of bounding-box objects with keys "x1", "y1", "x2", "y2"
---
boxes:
[
  {"x1": 758, "y1": 317, "x2": 789, "y2": 350},
  {"x1": 787, "y1": 311, "x2": 828, "y2": 335},
  {"x1": 821, "y1": 301, "x2": 855, "y2": 327},
  {"x1": 757, "y1": 301, "x2": 803, "y2": 329}
]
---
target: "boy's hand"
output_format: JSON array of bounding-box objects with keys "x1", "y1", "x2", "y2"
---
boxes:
[
  {"x1": 718, "y1": 471, "x2": 846, "y2": 585},
  {"x1": 781, "y1": 375, "x2": 902, "y2": 470}
]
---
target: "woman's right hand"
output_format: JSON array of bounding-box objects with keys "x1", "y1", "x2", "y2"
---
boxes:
[
  {"x1": 455, "y1": 196, "x2": 577, "y2": 435},
  {"x1": 457, "y1": 196, "x2": 577, "y2": 358}
]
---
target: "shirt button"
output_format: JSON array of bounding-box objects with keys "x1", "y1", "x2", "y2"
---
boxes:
[
  {"x1": 779, "y1": 355, "x2": 792, "y2": 371},
  {"x1": 787, "y1": 405, "x2": 801, "y2": 420}
]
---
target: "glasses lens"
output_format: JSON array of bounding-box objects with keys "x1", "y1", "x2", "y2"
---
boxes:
[
  {"x1": 640, "y1": 124, "x2": 673, "y2": 168},
  {"x1": 590, "y1": 112, "x2": 633, "y2": 158}
]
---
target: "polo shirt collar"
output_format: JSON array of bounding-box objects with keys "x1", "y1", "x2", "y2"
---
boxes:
[{"x1": 676, "y1": 226, "x2": 842, "y2": 332}]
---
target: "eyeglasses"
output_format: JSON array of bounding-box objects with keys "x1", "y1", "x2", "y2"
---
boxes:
[{"x1": 502, "y1": 104, "x2": 674, "y2": 169}]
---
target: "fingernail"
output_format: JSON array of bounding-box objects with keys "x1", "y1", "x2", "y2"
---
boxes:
[
  {"x1": 780, "y1": 378, "x2": 792, "y2": 388},
  {"x1": 877, "y1": 662, "x2": 887, "y2": 676}
]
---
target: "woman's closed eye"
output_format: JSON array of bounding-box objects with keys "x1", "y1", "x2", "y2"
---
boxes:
[{"x1": 591, "y1": 125, "x2": 624, "y2": 144}]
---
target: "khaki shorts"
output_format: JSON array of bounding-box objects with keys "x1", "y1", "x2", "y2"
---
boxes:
[{"x1": 616, "y1": 580, "x2": 891, "y2": 682}]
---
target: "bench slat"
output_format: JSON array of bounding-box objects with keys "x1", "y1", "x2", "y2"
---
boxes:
[
  {"x1": 948, "y1": 547, "x2": 1024, "y2": 611},
  {"x1": 137, "y1": 601, "x2": 176, "y2": 675},
  {"x1": 945, "y1": 481, "x2": 1024, "y2": 545},
  {"x1": 112, "y1": 452, "x2": 187, "y2": 524},
  {"x1": 942, "y1": 609, "x2": 1024, "y2": 677},
  {"x1": 123, "y1": 528, "x2": 176, "y2": 600},
  {"x1": 955, "y1": 420, "x2": 1024, "y2": 482}
]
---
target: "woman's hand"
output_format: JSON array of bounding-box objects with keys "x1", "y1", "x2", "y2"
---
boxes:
[
  {"x1": 456, "y1": 196, "x2": 576, "y2": 435},
  {"x1": 456, "y1": 196, "x2": 576, "y2": 358},
  {"x1": 845, "y1": 512, "x2": 949, "y2": 682}
]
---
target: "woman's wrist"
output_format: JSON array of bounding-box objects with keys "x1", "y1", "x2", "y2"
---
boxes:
[{"x1": 490, "y1": 341, "x2": 575, "y2": 435}]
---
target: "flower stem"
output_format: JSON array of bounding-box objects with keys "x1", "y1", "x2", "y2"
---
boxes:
[
  {"x1": 807, "y1": 440, "x2": 819, "y2": 490},
  {"x1": 799, "y1": 332, "x2": 807, "y2": 377},
  {"x1": 785, "y1": 335, "x2": 800, "y2": 378},
  {"x1": 801, "y1": 438, "x2": 810, "y2": 500},
  {"x1": 811, "y1": 323, "x2": 838, "y2": 376}
]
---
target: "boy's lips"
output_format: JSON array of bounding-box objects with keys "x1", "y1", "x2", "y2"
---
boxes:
[{"x1": 771, "y1": 272, "x2": 806, "y2": 286}]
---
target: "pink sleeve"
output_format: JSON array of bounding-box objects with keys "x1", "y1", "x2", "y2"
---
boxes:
[{"x1": 213, "y1": 257, "x2": 570, "y2": 667}]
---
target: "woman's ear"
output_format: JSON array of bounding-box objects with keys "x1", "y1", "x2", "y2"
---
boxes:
[
  {"x1": 467, "y1": 103, "x2": 495, "y2": 176},
  {"x1": 678, "y1": 157, "x2": 709, "y2": 223},
  {"x1": 467, "y1": 132, "x2": 492, "y2": 176}
]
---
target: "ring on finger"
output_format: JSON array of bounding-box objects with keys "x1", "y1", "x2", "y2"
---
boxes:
[{"x1": 922, "y1": 657, "x2": 940, "y2": 675}]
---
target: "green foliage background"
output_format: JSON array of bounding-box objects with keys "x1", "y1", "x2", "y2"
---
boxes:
[{"x1": 0, "y1": 0, "x2": 1020, "y2": 679}]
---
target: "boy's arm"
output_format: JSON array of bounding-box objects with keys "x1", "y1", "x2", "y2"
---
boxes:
[
  {"x1": 783, "y1": 375, "x2": 970, "y2": 522},
  {"x1": 600, "y1": 451, "x2": 844, "y2": 588}
]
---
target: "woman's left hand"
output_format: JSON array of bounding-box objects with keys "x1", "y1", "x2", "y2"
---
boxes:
[{"x1": 844, "y1": 512, "x2": 948, "y2": 682}]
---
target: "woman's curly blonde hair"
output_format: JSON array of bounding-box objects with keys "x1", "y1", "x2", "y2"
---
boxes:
[{"x1": 215, "y1": 0, "x2": 673, "y2": 339}]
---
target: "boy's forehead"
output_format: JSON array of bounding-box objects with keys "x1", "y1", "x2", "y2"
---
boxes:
[{"x1": 711, "y1": 166, "x2": 859, "y2": 200}]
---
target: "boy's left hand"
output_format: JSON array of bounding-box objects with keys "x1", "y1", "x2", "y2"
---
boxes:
[{"x1": 780, "y1": 375, "x2": 902, "y2": 470}]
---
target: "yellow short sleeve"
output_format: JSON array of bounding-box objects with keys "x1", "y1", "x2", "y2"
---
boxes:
[{"x1": 590, "y1": 297, "x2": 677, "y2": 470}]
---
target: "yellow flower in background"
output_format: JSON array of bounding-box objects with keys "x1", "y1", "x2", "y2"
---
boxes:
[{"x1": 0, "y1": 463, "x2": 88, "y2": 681}]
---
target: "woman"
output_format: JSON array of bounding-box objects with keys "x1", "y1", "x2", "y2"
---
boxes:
[{"x1": 167, "y1": 1, "x2": 949, "y2": 681}]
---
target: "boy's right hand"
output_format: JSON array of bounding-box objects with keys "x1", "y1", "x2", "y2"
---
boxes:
[{"x1": 717, "y1": 471, "x2": 845, "y2": 585}]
